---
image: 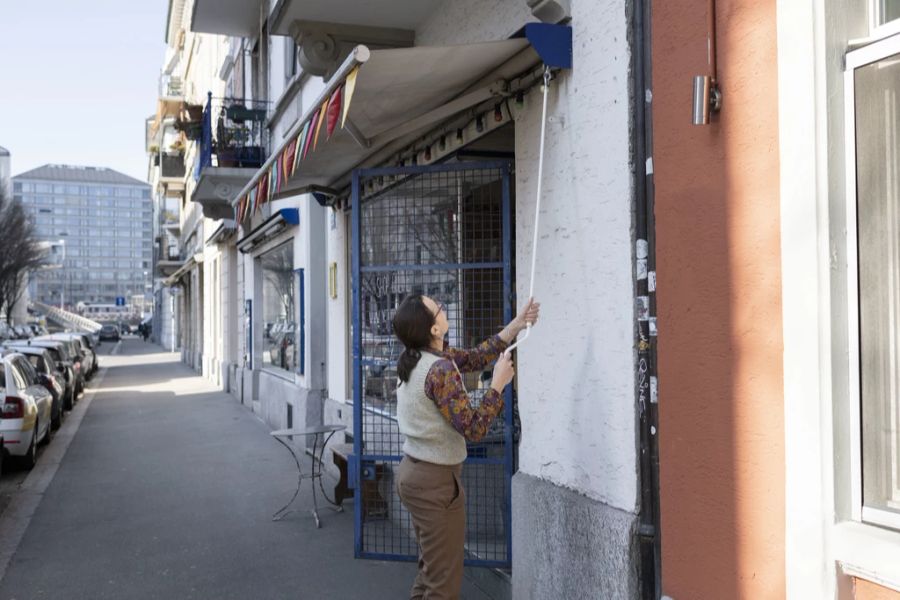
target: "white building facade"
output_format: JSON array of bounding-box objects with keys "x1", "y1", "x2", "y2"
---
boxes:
[{"x1": 151, "y1": 1, "x2": 652, "y2": 597}]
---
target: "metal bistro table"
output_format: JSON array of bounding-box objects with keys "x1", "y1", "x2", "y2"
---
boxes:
[{"x1": 270, "y1": 424, "x2": 346, "y2": 527}]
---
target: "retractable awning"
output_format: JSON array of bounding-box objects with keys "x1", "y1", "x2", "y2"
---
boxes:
[
  {"x1": 236, "y1": 208, "x2": 300, "y2": 253},
  {"x1": 162, "y1": 255, "x2": 197, "y2": 287},
  {"x1": 233, "y1": 37, "x2": 539, "y2": 223}
]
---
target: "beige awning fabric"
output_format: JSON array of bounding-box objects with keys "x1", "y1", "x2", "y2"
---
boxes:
[
  {"x1": 233, "y1": 38, "x2": 536, "y2": 223},
  {"x1": 162, "y1": 256, "x2": 196, "y2": 287}
]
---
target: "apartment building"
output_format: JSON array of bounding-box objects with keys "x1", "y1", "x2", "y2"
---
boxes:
[
  {"x1": 12, "y1": 165, "x2": 152, "y2": 309},
  {"x1": 147, "y1": 0, "x2": 900, "y2": 598}
]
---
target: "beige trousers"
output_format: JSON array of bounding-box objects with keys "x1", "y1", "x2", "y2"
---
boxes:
[{"x1": 396, "y1": 455, "x2": 466, "y2": 600}]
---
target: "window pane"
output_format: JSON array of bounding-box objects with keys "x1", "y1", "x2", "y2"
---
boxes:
[
  {"x1": 882, "y1": 0, "x2": 900, "y2": 24},
  {"x1": 259, "y1": 242, "x2": 295, "y2": 373},
  {"x1": 855, "y1": 53, "x2": 900, "y2": 522}
]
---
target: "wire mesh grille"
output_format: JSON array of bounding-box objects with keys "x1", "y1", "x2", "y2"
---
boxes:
[{"x1": 354, "y1": 164, "x2": 512, "y2": 566}]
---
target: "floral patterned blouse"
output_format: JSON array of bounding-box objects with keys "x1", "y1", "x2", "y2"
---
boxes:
[{"x1": 423, "y1": 335, "x2": 508, "y2": 442}]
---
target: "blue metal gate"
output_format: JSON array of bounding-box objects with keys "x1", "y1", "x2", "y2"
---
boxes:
[{"x1": 351, "y1": 161, "x2": 514, "y2": 568}]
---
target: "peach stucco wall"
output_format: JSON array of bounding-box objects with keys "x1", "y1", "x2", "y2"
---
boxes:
[
  {"x1": 652, "y1": 0, "x2": 785, "y2": 598},
  {"x1": 856, "y1": 579, "x2": 900, "y2": 600}
]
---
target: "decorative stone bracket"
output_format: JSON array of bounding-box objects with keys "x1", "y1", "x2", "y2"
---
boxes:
[
  {"x1": 287, "y1": 20, "x2": 414, "y2": 80},
  {"x1": 527, "y1": 0, "x2": 571, "y2": 24}
]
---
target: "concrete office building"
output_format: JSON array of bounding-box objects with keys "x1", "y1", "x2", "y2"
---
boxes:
[
  {"x1": 12, "y1": 164, "x2": 153, "y2": 309},
  {"x1": 0, "y1": 146, "x2": 10, "y2": 195}
]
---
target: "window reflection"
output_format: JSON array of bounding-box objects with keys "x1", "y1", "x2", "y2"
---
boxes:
[{"x1": 260, "y1": 242, "x2": 295, "y2": 372}]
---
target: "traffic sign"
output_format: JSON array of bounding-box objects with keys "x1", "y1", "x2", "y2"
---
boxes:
[{"x1": 115, "y1": 296, "x2": 126, "y2": 306}]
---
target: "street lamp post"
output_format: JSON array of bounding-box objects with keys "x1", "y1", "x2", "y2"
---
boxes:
[{"x1": 57, "y1": 239, "x2": 66, "y2": 310}]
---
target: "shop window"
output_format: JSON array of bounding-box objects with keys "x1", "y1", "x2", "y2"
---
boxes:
[
  {"x1": 258, "y1": 242, "x2": 296, "y2": 373},
  {"x1": 848, "y1": 41, "x2": 900, "y2": 530}
]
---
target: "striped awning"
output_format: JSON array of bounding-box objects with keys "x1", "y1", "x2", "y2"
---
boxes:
[{"x1": 233, "y1": 38, "x2": 537, "y2": 224}]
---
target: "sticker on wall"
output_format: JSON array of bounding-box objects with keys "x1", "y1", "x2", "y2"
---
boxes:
[
  {"x1": 650, "y1": 376, "x2": 658, "y2": 404},
  {"x1": 648, "y1": 271, "x2": 656, "y2": 292},
  {"x1": 636, "y1": 296, "x2": 650, "y2": 321},
  {"x1": 636, "y1": 238, "x2": 649, "y2": 259},
  {"x1": 649, "y1": 317, "x2": 657, "y2": 337},
  {"x1": 636, "y1": 258, "x2": 648, "y2": 280}
]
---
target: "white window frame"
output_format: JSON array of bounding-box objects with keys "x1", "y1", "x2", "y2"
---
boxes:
[
  {"x1": 845, "y1": 32, "x2": 900, "y2": 532},
  {"x1": 871, "y1": 0, "x2": 900, "y2": 38}
]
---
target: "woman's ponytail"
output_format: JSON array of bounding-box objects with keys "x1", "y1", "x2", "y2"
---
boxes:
[{"x1": 397, "y1": 347, "x2": 422, "y2": 383}]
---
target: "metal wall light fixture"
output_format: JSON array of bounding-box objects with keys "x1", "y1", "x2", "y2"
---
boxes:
[{"x1": 693, "y1": 0, "x2": 723, "y2": 125}]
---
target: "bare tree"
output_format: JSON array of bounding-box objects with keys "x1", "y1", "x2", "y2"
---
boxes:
[{"x1": 0, "y1": 188, "x2": 44, "y2": 323}]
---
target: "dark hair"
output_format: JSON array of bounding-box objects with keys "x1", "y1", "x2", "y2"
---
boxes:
[{"x1": 393, "y1": 295, "x2": 436, "y2": 383}]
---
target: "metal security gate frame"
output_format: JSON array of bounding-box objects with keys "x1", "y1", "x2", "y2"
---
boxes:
[{"x1": 351, "y1": 160, "x2": 514, "y2": 568}]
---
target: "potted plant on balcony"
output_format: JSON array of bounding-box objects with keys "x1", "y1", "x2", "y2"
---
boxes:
[
  {"x1": 174, "y1": 118, "x2": 203, "y2": 141},
  {"x1": 216, "y1": 126, "x2": 249, "y2": 168},
  {"x1": 216, "y1": 126, "x2": 265, "y2": 169}
]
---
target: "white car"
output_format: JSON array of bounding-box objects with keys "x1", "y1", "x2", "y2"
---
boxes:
[{"x1": 1, "y1": 352, "x2": 53, "y2": 469}]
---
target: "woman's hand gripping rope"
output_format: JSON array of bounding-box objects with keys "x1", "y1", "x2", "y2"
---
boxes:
[{"x1": 502, "y1": 297, "x2": 541, "y2": 356}]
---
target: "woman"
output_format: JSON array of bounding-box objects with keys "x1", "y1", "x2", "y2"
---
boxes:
[{"x1": 392, "y1": 295, "x2": 540, "y2": 600}]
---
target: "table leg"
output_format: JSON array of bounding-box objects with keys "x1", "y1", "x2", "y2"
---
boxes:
[
  {"x1": 272, "y1": 435, "x2": 304, "y2": 522},
  {"x1": 310, "y1": 433, "x2": 321, "y2": 528},
  {"x1": 316, "y1": 430, "x2": 345, "y2": 512}
]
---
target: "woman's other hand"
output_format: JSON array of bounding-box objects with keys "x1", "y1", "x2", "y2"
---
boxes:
[
  {"x1": 512, "y1": 297, "x2": 541, "y2": 334},
  {"x1": 491, "y1": 352, "x2": 515, "y2": 392}
]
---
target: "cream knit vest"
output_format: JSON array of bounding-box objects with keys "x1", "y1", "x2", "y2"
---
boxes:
[{"x1": 396, "y1": 352, "x2": 467, "y2": 465}]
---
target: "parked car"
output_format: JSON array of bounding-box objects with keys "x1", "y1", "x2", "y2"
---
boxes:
[
  {"x1": 70, "y1": 331, "x2": 99, "y2": 375},
  {"x1": 38, "y1": 337, "x2": 89, "y2": 391},
  {"x1": 11, "y1": 325, "x2": 31, "y2": 340},
  {"x1": 98, "y1": 324, "x2": 120, "y2": 342},
  {"x1": 27, "y1": 339, "x2": 84, "y2": 402},
  {"x1": 0, "y1": 322, "x2": 12, "y2": 341},
  {"x1": 1, "y1": 351, "x2": 53, "y2": 469},
  {"x1": 7, "y1": 340, "x2": 76, "y2": 411},
  {"x1": 1, "y1": 347, "x2": 63, "y2": 430},
  {"x1": 49, "y1": 333, "x2": 96, "y2": 379},
  {"x1": 28, "y1": 323, "x2": 49, "y2": 337}
]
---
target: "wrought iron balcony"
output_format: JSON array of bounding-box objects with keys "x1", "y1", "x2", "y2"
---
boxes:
[
  {"x1": 196, "y1": 94, "x2": 268, "y2": 175},
  {"x1": 160, "y1": 152, "x2": 186, "y2": 179},
  {"x1": 191, "y1": 93, "x2": 269, "y2": 219}
]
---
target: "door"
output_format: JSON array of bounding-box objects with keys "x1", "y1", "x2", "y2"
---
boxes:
[{"x1": 351, "y1": 161, "x2": 514, "y2": 568}]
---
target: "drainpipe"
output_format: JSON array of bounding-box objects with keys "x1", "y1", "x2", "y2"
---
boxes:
[{"x1": 632, "y1": 0, "x2": 661, "y2": 597}]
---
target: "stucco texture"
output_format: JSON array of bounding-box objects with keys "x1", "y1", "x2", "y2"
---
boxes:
[
  {"x1": 652, "y1": 0, "x2": 785, "y2": 598},
  {"x1": 856, "y1": 578, "x2": 900, "y2": 600},
  {"x1": 512, "y1": 0, "x2": 638, "y2": 512}
]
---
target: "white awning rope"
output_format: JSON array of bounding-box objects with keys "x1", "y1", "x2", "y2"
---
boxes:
[{"x1": 506, "y1": 65, "x2": 551, "y2": 355}]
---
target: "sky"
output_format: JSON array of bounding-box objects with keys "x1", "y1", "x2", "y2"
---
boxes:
[{"x1": 0, "y1": 1, "x2": 169, "y2": 182}]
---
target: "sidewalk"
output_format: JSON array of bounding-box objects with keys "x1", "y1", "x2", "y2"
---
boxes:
[{"x1": 0, "y1": 339, "x2": 493, "y2": 599}]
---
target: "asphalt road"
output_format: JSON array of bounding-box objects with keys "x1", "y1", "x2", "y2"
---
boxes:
[{"x1": 0, "y1": 338, "x2": 493, "y2": 600}]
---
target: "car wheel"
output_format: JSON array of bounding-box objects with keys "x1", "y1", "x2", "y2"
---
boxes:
[
  {"x1": 39, "y1": 416, "x2": 52, "y2": 446},
  {"x1": 51, "y1": 400, "x2": 62, "y2": 430},
  {"x1": 19, "y1": 424, "x2": 37, "y2": 470}
]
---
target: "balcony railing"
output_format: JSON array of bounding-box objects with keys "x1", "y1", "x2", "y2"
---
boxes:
[
  {"x1": 161, "y1": 152, "x2": 186, "y2": 178},
  {"x1": 195, "y1": 93, "x2": 269, "y2": 181},
  {"x1": 155, "y1": 241, "x2": 183, "y2": 264}
]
